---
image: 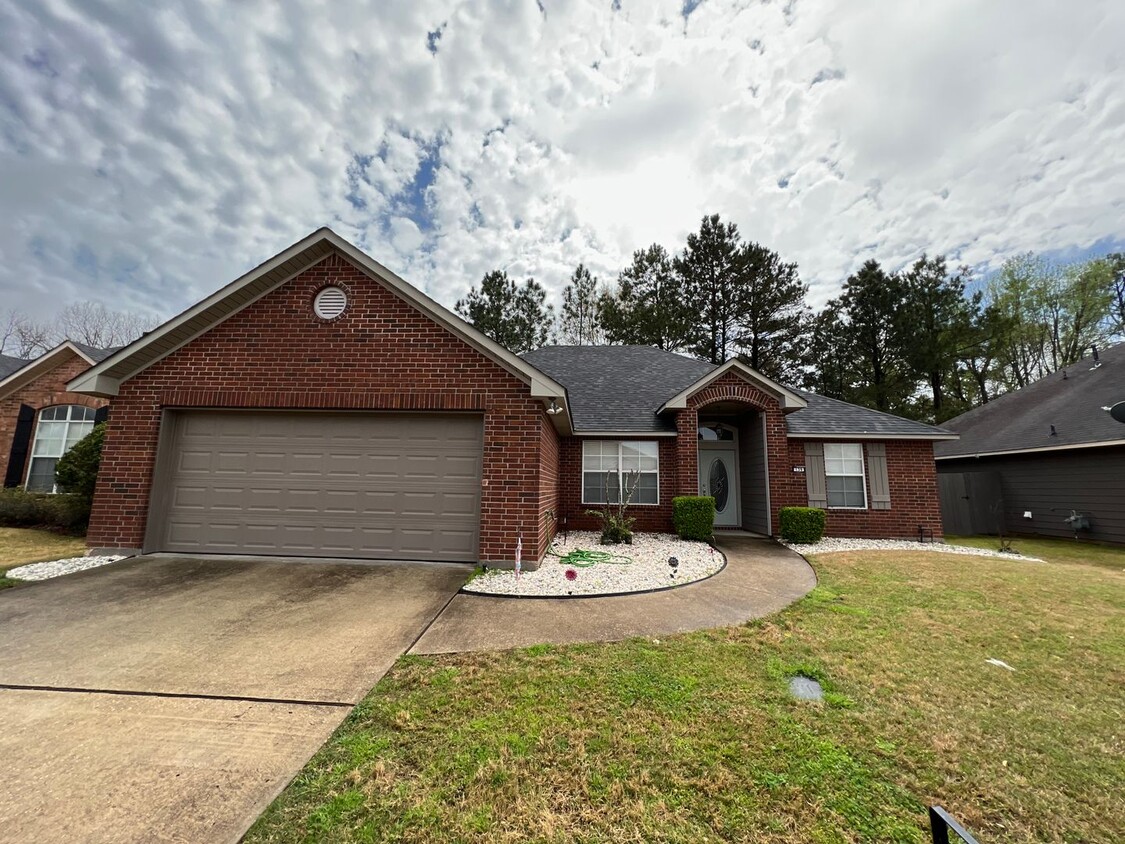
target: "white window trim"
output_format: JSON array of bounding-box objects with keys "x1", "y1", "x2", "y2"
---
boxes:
[
  {"x1": 823, "y1": 442, "x2": 868, "y2": 510},
  {"x1": 26, "y1": 405, "x2": 96, "y2": 494},
  {"x1": 580, "y1": 440, "x2": 660, "y2": 507}
]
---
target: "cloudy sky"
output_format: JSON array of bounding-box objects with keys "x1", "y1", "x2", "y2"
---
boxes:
[{"x1": 2, "y1": 0, "x2": 1123, "y2": 323}]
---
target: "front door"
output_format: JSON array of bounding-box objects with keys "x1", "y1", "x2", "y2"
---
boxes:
[{"x1": 699, "y1": 446, "x2": 740, "y2": 527}]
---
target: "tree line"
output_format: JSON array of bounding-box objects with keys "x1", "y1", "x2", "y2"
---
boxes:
[
  {"x1": 455, "y1": 214, "x2": 1125, "y2": 423},
  {"x1": 1, "y1": 301, "x2": 159, "y2": 358}
]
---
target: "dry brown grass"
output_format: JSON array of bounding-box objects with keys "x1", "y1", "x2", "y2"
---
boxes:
[{"x1": 0, "y1": 526, "x2": 86, "y2": 587}]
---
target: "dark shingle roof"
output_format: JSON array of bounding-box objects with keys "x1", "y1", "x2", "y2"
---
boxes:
[
  {"x1": 789, "y1": 390, "x2": 956, "y2": 438},
  {"x1": 522, "y1": 346, "x2": 713, "y2": 432},
  {"x1": 70, "y1": 341, "x2": 121, "y2": 363},
  {"x1": 0, "y1": 353, "x2": 30, "y2": 379},
  {"x1": 522, "y1": 345, "x2": 954, "y2": 439},
  {"x1": 935, "y1": 343, "x2": 1125, "y2": 458}
]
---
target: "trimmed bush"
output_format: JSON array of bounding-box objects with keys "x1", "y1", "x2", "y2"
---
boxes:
[
  {"x1": 55, "y1": 422, "x2": 105, "y2": 502},
  {"x1": 0, "y1": 488, "x2": 47, "y2": 527},
  {"x1": 673, "y1": 496, "x2": 715, "y2": 541},
  {"x1": 778, "y1": 506, "x2": 826, "y2": 544},
  {"x1": 0, "y1": 488, "x2": 89, "y2": 532}
]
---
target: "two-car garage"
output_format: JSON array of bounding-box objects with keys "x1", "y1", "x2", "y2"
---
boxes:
[{"x1": 144, "y1": 411, "x2": 484, "y2": 562}]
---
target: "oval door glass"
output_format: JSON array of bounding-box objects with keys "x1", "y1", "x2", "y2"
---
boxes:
[{"x1": 708, "y1": 458, "x2": 729, "y2": 512}]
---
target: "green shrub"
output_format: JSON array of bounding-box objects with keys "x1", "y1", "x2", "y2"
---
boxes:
[
  {"x1": 43, "y1": 493, "x2": 92, "y2": 532},
  {"x1": 778, "y1": 506, "x2": 826, "y2": 544},
  {"x1": 0, "y1": 488, "x2": 89, "y2": 533},
  {"x1": 0, "y1": 488, "x2": 48, "y2": 526},
  {"x1": 672, "y1": 496, "x2": 715, "y2": 541},
  {"x1": 55, "y1": 422, "x2": 105, "y2": 501}
]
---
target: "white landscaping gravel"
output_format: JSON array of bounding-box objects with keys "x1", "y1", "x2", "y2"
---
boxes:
[
  {"x1": 463, "y1": 531, "x2": 724, "y2": 597},
  {"x1": 782, "y1": 537, "x2": 1043, "y2": 561},
  {"x1": 5, "y1": 554, "x2": 127, "y2": 581}
]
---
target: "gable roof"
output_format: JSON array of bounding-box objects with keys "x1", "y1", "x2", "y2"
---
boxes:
[
  {"x1": 0, "y1": 353, "x2": 29, "y2": 380},
  {"x1": 70, "y1": 341, "x2": 121, "y2": 363},
  {"x1": 0, "y1": 340, "x2": 116, "y2": 400},
  {"x1": 935, "y1": 343, "x2": 1125, "y2": 459},
  {"x1": 522, "y1": 345, "x2": 955, "y2": 440},
  {"x1": 66, "y1": 228, "x2": 573, "y2": 433},
  {"x1": 522, "y1": 346, "x2": 714, "y2": 433},
  {"x1": 657, "y1": 358, "x2": 808, "y2": 413}
]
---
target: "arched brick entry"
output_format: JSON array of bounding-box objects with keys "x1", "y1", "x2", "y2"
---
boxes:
[{"x1": 673, "y1": 371, "x2": 791, "y2": 535}]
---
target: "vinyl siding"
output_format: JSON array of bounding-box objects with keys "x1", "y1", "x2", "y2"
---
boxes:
[
  {"x1": 738, "y1": 412, "x2": 769, "y2": 534},
  {"x1": 937, "y1": 445, "x2": 1125, "y2": 543}
]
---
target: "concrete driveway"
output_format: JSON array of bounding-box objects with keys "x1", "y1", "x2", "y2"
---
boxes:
[{"x1": 0, "y1": 555, "x2": 466, "y2": 844}]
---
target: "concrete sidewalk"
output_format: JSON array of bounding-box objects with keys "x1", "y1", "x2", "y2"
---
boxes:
[{"x1": 412, "y1": 535, "x2": 815, "y2": 654}]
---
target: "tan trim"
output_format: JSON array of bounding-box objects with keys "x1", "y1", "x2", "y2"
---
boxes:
[
  {"x1": 65, "y1": 228, "x2": 573, "y2": 434},
  {"x1": 788, "y1": 432, "x2": 959, "y2": 441},
  {"x1": 935, "y1": 438, "x2": 1125, "y2": 460},
  {"x1": 0, "y1": 341, "x2": 96, "y2": 400},
  {"x1": 657, "y1": 359, "x2": 807, "y2": 413},
  {"x1": 68, "y1": 252, "x2": 334, "y2": 398}
]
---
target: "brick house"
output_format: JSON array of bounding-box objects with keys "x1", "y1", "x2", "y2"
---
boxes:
[
  {"x1": 68, "y1": 228, "x2": 955, "y2": 567},
  {"x1": 1, "y1": 342, "x2": 115, "y2": 491}
]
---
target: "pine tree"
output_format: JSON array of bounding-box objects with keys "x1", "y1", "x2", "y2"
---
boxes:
[
  {"x1": 558, "y1": 264, "x2": 605, "y2": 345},
  {"x1": 835, "y1": 260, "x2": 910, "y2": 414},
  {"x1": 732, "y1": 242, "x2": 809, "y2": 381},
  {"x1": 895, "y1": 255, "x2": 976, "y2": 421},
  {"x1": 600, "y1": 244, "x2": 695, "y2": 351},
  {"x1": 675, "y1": 214, "x2": 741, "y2": 364},
  {"x1": 456, "y1": 271, "x2": 554, "y2": 353}
]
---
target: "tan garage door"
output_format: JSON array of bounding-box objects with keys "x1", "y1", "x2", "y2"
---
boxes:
[{"x1": 147, "y1": 411, "x2": 483, "y2": 561}]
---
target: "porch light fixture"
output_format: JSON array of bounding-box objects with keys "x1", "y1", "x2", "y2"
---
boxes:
[{"x1": 546, "y1": 398, "x2": 563, "y2": 415}]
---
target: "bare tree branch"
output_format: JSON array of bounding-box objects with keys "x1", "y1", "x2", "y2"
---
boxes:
[
  {"x1": 53, "y1": 301, "x2": 159, "y2": 348},
  {"x1": 0, "y1": 309, "x2": 52, "y2": 358}
]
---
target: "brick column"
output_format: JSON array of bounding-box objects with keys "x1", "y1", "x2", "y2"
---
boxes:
[{"x1": 674, "y1": 408, "x2": 699, "y2": 496}]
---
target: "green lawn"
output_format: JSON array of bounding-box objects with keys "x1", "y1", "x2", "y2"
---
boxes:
[
  {"x1": 0, "y1": 526, "x2": 87, "y2": 588},
  {"x1": 947, "y1": 533, "x2": 1125, "y2": 572},
  {"x1": 247, "y1": 537, "x2": 1124, "y2": 844}
]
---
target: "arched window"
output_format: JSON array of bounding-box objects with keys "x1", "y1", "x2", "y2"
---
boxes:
[{"x1": 26, "y1": 405, "x2": 97, "y2": 493}]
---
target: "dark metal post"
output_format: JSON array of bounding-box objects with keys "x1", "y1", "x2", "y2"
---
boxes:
[
  {"x1": 929, "y1": 807, "x2": 950, "y2": 844},
  {"x1": 929, "y1": 806, "x2": 980, "y2": 844}
]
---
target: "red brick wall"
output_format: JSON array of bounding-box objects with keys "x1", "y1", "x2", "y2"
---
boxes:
[
  {"x1": 0, "y1": 351, "x2": 107, "y2": 486},
  {"x1": 558, "y1": 436, "x2": 677, "y2": 533},
  {"x1": 87, "y1": 250, "x2": 558, "y2": 564},
  {"x1": 537, "y1": 414, "x2": 560, "y2": 556},
  {"x1": 669, "y1": 369, "x2": 943, "y2": 539},
  {"x1": 777, "y1": 438, "x2": 943, "y2": 539},
  {"x1": 681, "y1": 371, "x2": 790, "y2": 527}
]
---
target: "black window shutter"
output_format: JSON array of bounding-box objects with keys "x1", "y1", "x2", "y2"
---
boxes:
[
  {"x1": 94, "y1": 406, "x2": 109, "y2": 424},
  {"x1": 4, "y1": 404, "x2": 36, "y2": 488}
]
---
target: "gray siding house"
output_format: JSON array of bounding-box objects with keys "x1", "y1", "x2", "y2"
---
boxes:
[{"x1": 935, "y1": 344, "x2": 1125, "y2": 543}]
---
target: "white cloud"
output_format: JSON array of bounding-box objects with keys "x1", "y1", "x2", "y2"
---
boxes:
[{"x1": 0, "y1": 0, "x2": 1122, "y2": 324}]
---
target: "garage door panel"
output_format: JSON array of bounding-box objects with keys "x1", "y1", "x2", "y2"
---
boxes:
[{"x1": 153, "y1": 412, "x2": 482, "y2": 562}]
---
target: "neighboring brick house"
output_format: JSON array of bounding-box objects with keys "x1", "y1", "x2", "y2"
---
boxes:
[
  {"x1": 1, "y1": 342, "x2": 116, "y2": 491},
  {"x1": 69, "y1": 228, "x2": 955, "y2": 568}
]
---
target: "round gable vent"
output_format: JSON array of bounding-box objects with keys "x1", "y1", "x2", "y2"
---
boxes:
[{"x1": 313, "y1": 286, "x2": 348, "y2": 320}]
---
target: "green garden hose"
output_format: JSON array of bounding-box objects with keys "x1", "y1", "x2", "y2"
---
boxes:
[{"x1": 550, "y1": 548, "x2": 632, "y2": 567}]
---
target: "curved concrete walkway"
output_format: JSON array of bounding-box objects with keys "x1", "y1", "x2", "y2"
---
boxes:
[{"x1": 410, "y1": 534, "x2": 816, "y2": 654}]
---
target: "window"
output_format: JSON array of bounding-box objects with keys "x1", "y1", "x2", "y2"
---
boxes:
[
  {"x1": 26, "y1": 405, "x2": 97, "y2": 493},
  {"x1": 824, "y1": 443, "x2": 866, "y2": 508},
  {"x1": 582, "y1": 441, "x2": 659, "y2": 505},
  {"x1": 697, "y1": 424, "x2": 735, "y2": 441}
]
